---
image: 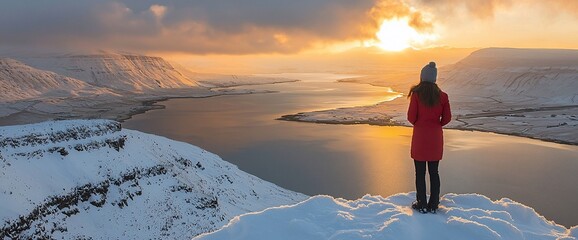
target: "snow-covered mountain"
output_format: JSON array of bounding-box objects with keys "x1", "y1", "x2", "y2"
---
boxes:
[
  {"x1": 0, "y1": 120, "x2": 306, "y2": 239},
  {"x1": 20, "y1": 53, "x2": 199, "y2": 92},
  {"x1": 440, "y1": 48, "x2": 578, "y2": 105},
  {"x1": 0, "y1": 58, "x2": 114, "y2": 101},
  {"x1": 196, "y1": 193, "x2": 577, "y2": 240}
]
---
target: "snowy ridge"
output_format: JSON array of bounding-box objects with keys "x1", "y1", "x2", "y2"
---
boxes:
[
  {"x1": 0, "y1": 120, "x2": 306, "y2": 239},
  {"x1": 196, "y1": 192, "x2": 578, "y2": 240},
  {"x1": 21, "y1": 53, "x2": 199, "y2": 92},
  {"x1": 0, "y1": 58, "x2": 112, "y2": 101},
  {"x1": 452, "y1": 48, "x2": 578, "y2": 68},
  {"x1": 440, "y1": 48, "x2": 578, "y2": 104},
  {"x1": 0, "y1": 120, "x2": 120, "y2": 148}
]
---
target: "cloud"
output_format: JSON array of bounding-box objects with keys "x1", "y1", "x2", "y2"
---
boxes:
[
  {"x1": 412, "y1": 0, "x2": 578, "y2": 19},
  {"x1": 404, "y1": 0, "x2": 515, "y2": 21},
  {"x1": 369, "y1": 0, "x2": 434, "y2": 32},
  {"x1": 0, "y1": 0, "x2": 394, "y2": 54},
  {"x1": 149, "y1": 4, "x2": 167, "y2": 21}
]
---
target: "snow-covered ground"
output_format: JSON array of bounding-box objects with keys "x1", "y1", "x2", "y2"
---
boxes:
[
  {"x1": 0, "y1": 120, "x2": 306, "y2": 239},
  {"x1": 196, "y1": 192, "x2": 577, "y2": 240},
  {"x1": 280, "y1": 48, "x2": 578, "y2": 145}
]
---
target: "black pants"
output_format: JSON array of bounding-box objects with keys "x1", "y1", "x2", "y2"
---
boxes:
[{"x1": 414, "y1": 160, "x2": 440, "y2": 207}]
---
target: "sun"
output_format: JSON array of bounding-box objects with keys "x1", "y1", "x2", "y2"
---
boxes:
[{"x1": 374, "y1": 18, "x2": 437, "y2": 51}]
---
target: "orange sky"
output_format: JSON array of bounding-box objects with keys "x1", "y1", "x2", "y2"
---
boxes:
[
  {"x1": 163, "y1": 0, "x2": 578, "y2": 54},
  {"x1": 420, "y1": 0, "x2": 578, "y2": 50},
  {"x1": 158, "y1": 0, "x2": 578, "y2": 72},
  {"x1": 1, "y1": 0, "x2": 577, "y2": 73}
]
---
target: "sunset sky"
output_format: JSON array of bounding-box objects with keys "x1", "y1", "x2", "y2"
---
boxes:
[{"x1": 1, "y1": 0, "x2": 577, "y2": 72}]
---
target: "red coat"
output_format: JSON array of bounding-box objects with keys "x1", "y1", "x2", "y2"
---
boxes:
[{"x1": 407, "y1": 92, "x2": 452, "y2": 161}]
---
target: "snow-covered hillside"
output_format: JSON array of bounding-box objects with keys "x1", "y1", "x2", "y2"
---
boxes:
[
  {"x1": 440, "y1": 48, "x2": 578, "y2": 105},
  {"x1": 0, "y1": 58, "x2": 114, "y2": 101},
  {"x1": 21, "y1": 53, "x2": 199, "y2": 92},
  {"x1": 0, "y1": 120, "x2": 306, "y2": 239},
  {"x1": 196, "y1": 192, "x2": 577, "y2": 240},
  {"x1": 438, "y1": 48, "x2": 578, "y2": 143}
]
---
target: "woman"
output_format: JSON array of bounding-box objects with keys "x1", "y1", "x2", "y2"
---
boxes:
[{"x1": 407, "y1": 62, "x2": 452, "y2": 214}]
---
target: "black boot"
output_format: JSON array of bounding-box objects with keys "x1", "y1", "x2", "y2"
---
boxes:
[
  {"x1": 411, "y1": 201, "x2": 428, "y2": 214},
  {"x1": 427, "y1": 200, "x2": 439, "y2": 214}
]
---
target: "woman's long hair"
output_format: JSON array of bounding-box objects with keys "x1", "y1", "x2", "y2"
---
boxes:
[{"x1": 408, "y1": 81, "x2": 441, "y2": 107}]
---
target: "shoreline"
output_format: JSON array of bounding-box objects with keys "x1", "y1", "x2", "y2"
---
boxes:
[
  {"x1": 0, "y1": 81, "x2": 287, "y2": 127},
  {"x1": 278, "y1": 112, "x2": 578, "y2": 146},
  {"x1": 113, "y1": 98, "x2": 168, "y2": 123},
  {"x1": 115, "y1": 89, "x2": 280, "y2": 123}
]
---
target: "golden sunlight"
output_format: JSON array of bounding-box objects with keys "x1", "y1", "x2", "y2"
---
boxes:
[{"x1": 374, "y1": 18, "x2": 437, "y2": 51}]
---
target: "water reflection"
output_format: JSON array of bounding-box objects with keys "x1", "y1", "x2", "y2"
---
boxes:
[{"x1": 351, "y1": 127, "x2": 414, "y2": 197}]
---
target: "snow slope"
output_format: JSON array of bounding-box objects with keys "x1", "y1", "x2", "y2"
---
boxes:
[
  {"x1": 0, "y1": 120, "x2": 306, "y2": 239},
  {"x1": 440, "y1": 48, "x2": 578, "y2": 105},
  {"x1": 21, "y1": 53, "x2": 199, "y2": 92},
  {"x1": 196, "y1": 192, "x2": 577, "y2": 240},
  {"x1": 0, "y1": 58, "x2": 114, "y2": 101}
]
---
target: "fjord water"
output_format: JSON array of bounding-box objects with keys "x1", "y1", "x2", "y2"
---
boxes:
[{"x1": 123, "y1": 75, "x2": 578, "y2": 227}]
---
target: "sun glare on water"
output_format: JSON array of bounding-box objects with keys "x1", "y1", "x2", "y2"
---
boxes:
[{"x1": 374, "y1": 18, "x2": 437, "y2": 51}]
